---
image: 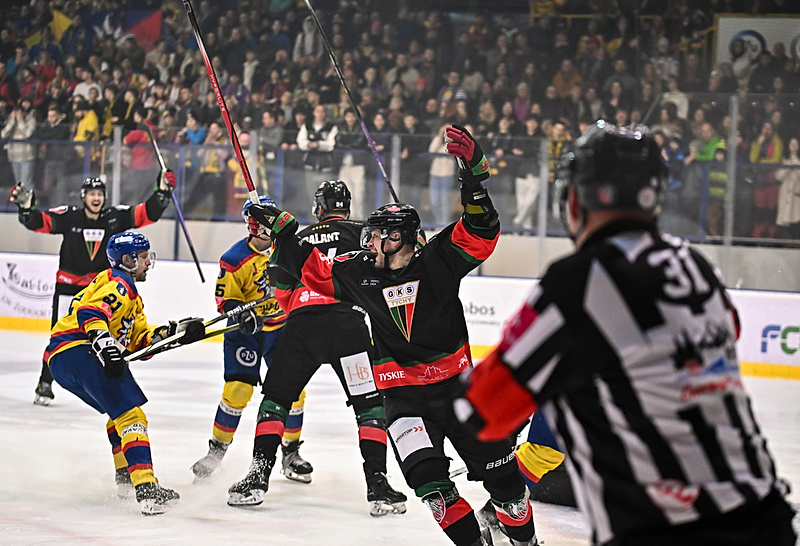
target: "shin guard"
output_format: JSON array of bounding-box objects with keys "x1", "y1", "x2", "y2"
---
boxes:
[
  {"x1": 283, "y1": 389, "x2": 305, "y2": 444},
  {"x1": 254, "y1": 399, "x2": 288, "y2": 459},
  {"x1": 213, "y1": 381, "x2": 254, "y2": 444},
  {"x1": 114, "y1": 407, "x2": 155, "y2": 487},
  {"x1": 419, "y1": 480, "x2": 480, "y2": 545}
]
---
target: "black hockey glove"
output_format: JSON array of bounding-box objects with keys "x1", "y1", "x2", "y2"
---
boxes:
[
  {"x1": 88, "y1": 330, "x2": 125, "y2": 379},
  {"x1": 445, "y1": 124, "x2": 490, "y2": 183},
  {"x1": 165, "y1": 317, "x2": 206, "y2": 345},
  {"x1": 238, "y1": 309, "x2": 263, "y2": 335},
  {"x1": 9, "y1": 183, "x2": 35, "y2": 212},
  {"x1": 245, "y1": 204, "x2": 298, "y2": 239}
]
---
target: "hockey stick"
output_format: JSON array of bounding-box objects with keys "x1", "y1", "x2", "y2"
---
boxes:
[
  {"x1": 181, "y1": 0, "x2": 260, "y2": 205},
  {"x1": 125, "y1": 298, "x2": 269, "y2": 362},
  {"x1": 136, "y1": 122, "x2": 205, "y2": 283},
  {"x1": 303, "y1": 0, "x2": 399, "y2": 203}
]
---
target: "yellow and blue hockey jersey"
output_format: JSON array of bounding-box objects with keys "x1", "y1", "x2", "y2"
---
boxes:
[
  {"x1": 47, "y1": 268, "x2": 160, "y2": 361},
  {"x1": 216, "y1": 238, "x2": 286, "y2": 331}
]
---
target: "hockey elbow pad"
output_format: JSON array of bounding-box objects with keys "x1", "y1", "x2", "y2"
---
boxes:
[{"x1": 460, "y1": 172, "x2": 498, "y2": 229}]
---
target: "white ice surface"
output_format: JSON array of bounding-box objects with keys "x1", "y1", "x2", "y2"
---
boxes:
[{"x1": 0, "y1": 330, "x2": 797, "y2": 545}]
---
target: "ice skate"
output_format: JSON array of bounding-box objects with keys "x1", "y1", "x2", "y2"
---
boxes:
[
  {"x1": 115, "y1": 467, "x2": 133, "y2": 499},
  {"x1": 227, "y1": 455, "x2": 273, "y2": 506},
  {"x1": 135, "y1": 481, "x2": 180, "y2": 515},
  {"x1": 477, "y1": 498, "x2": 539, "y2": 546},
  {"x1": 191, "y1": 438, "x2": 229, "y2": 482},
  {"x1": 33, "y1": 381, "x2": 54, "y2": 406},
  {"x1": 280, "y1": 440, "x2": 313, "y2": 483},
  {"x1": 366, "y1": 472, "x2": 407, "y2": 516}
]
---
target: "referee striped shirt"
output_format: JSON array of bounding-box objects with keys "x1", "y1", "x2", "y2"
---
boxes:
[{"x1": 463, "y1": 220, "x2": 785, "y2": 545}]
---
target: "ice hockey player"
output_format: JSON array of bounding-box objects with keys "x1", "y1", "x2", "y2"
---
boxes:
[
  {"x1": 9, "y1": 172, "x2": 176, "y2": 406},
  {"x1": 457, "y1": 121, "x2": 798, "y2": 546},
  {"x1": 191, "y1": 196, "x2": 312, "y2": 484},
  {"x1": 228, "y1": 180, "x2": 407, "y2": 517},
  {"x1": 243, "y1": 126, "x2": 537, "y2": 545},
  {"x1": 46, "y1": 231, "x2": 205, "y2": 515}
]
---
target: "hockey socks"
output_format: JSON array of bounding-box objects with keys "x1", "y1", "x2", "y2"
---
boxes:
[
  {"x1": 420, "y1": 480, "x2": 481, "y2": 545},
  {"x1": 114, "y1": 408, "x2": 155, "y2": 486}
]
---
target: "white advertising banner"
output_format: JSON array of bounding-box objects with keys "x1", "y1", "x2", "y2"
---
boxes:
[
  {"x1": 0, "y1": 252, "x2": 798, "y2": 376},
  {"x1": 0, "y1": 253, "x2": 58, "y2": 320},
  {"x1": 714, "y1": 16, "x2": 800, "y2": 68},
  {"x1": 730, "y1": 290, "x2": 800, "y2": 368}
]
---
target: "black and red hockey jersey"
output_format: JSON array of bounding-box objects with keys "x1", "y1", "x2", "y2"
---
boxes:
[
  {"x1": 18, "y1": 190, "x2": 169, "y2": 288},
  {"x1": 272, "y1": 218, "x2": 500, "y2": 390},
  {"x1": 273, "y1": 216, "x2": 364, "y2": 315}
]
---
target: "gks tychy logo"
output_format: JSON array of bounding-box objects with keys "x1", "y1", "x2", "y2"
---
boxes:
[
  {"x1": 382, "y1": 281, "x2": 419, "y2": 342},
  {"x1": 83, "y1": 228, "x2": 106, "y2": 260}
]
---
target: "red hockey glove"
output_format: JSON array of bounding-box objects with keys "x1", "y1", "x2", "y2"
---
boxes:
[
  {"x1": 446, "y1": 124, "x2": 490, "y2": 182},
  {"x1": 157, "y1": 170, "x2": 177, "y2": 193}
]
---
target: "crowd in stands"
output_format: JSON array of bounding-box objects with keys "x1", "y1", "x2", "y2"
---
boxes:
[{"x1": 1, "y1": 0, "x2": 799, "y2": 237}]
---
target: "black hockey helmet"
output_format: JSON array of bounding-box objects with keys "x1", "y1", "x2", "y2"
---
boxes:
[
  {"x1": 556, "y1": 120, "x2": 667, "y2": 216},
  {"x1": 361, "y1": 203, "x2": 421, "y2": 249},
  {"x1": 81, "y1": 177, "x2": 106, "y2": 199},
  {"x1": 313, "y1": 179, "x2": 351, "y2": 220}
]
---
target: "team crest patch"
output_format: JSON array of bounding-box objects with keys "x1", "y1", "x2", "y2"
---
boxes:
[
  {"x1": 422, "y1": 491, "x2": 446, "y2": 523},
  {"x1": 83, "y1": 229, "x2": 105, "y2": 261},
  {"x1": 382, "y1": 281, "x2": 418, "y2": 342}
]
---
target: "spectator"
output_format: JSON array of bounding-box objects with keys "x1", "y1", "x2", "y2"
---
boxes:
[
  {"x1": 298, "y1": 103, "x2": 338, "y2": 175},
  {"x1": 749, "y1": 51, "x2": 777, "y2": 94},
  {"x1": 680, "y1": 52, "x2": 706, "y2": 93},
  {"x1": 546, "y1": 119, "x2": 571, "y2": 216},
  {"x1": 650, "y1": 36, "x2": 679, "y2": 85},
  {"x1": 511, "y1": 115, "x2": 545, "y2": 230},
  {"x1": 539, "y1": 85, "x2": 562, "y2": 125},
  {"x1": 512, "y1": 82, "x2": 532, "y2": 125},
  {"x1": 661, "y1": 76, "x2": 689, "y2": 120},
  {"x1": 1, "y1": 98, "x2": 36, "y2": 189},
  {"x1": 603, "y1": 80, "x2": 631, "y2": 119},
  {"x1": 186, "y1": 121, "x2": 230, "y2": 217},
  {"x1": 750, "y1": 121, "x2": 784, "y2": 238},
  {"x1": 293, "y1": 16, "x2": 324, "y2": 67},
  {"x1": 485, "y1": 33, "x2": 512, "y2": 83},
  {"x1": 35, "y1": 103, "x2": 72, "y2": 204},
  {"x1": 775, "y1": 137, "x2": 800, "y2": 239},
  {"x1": 399, "y1": 109, "x2": 430, "y2": 198},
  {"x1": 436, "y1": 71, "x2": 468, "y2": 119},
  {"x1": 335, "y1": 108, "x2": 368, "y2": 219},
  {"x1": 18, "y1": 65, "x2": 45, "y2": 109},
  {"x1": 552, "y1": 59, "x2": 583, "y2": 100},
  {"x1": 383, "y1": 53, "x2": 421, "y2": 98},
  {"x1": 60, "y1": 14, "x2": 91, "y2": 60},
  {"x1": 72, "y1": 98, "x2": 100, "y2": 144},
  {"x1": 602, "y1": 59, "x2": 637, "y2": 100},
  {"x1": 427, "y1": 123, "x2": 458, "y2": 226},
  {"x1": 0, "y1": 59, "x2": 19, "y2": 105},
  {"x1": 705, "y1": 144, "x2": 728, "y2": 236},
  {"x1": 122, "y1": 108, "x2": 159, "y2": 203},
  {"x1": 560, "y1": 83, "x2": 590, "y2": 134}
]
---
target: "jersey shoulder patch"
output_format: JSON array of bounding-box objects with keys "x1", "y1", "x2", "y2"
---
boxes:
[
  {"x1": 48, "y1": 205, "x2": 70, "y2": 214},
  {"x1": 332, "y1": 250, "x2": 363, "y2": 263},
  {"x1": 220, "y1": 239, "x2": 254, "y2": 270}
]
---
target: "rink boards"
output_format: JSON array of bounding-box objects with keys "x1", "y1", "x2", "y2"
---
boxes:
[{"x1": 1, "y1": 252, "x2": 798, "y2": 380}]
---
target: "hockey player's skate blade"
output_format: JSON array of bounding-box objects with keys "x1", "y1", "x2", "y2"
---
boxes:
[
  {"x1": 192, "y1": 439, "x2": 228, "y2": 483},
  {"x1": 280, "y1": 467, "x2": 312, "y2": 483},
  {"x1": 280, "y1": 441, "x2": 313, "y2": 483},
  {"x1": 135, "y1": 482, "x2": 179, "y2": 515},
  {"x1": 369, "y1": 499, "x2": 407, "y2": 517},
  {"x1": 34, "y1": 382, "x2": 54, "y2": 406},
  {"x1": 227, "y1": 489, "x2": 265, "y2": 506}
]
